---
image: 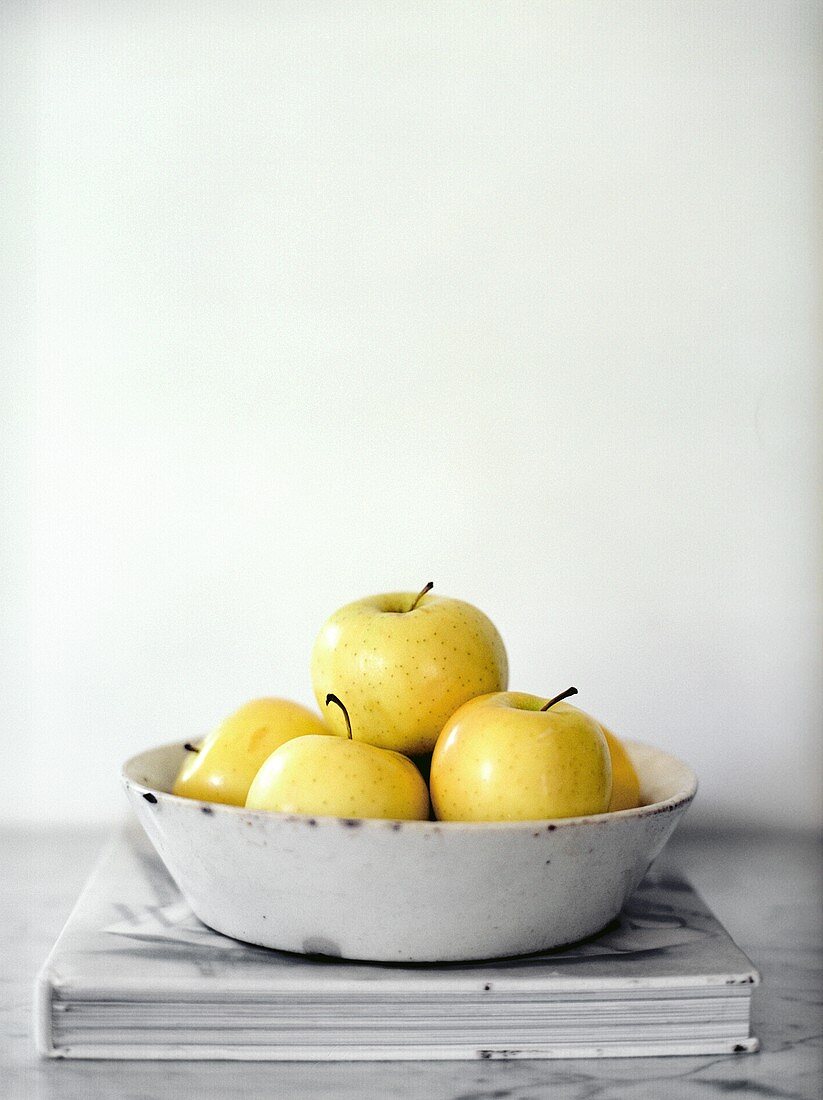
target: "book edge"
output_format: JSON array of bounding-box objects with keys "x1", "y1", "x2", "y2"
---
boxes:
[
  {"x1": 33, "y1": 829, "x2": 125, "y2": 1057},
  {"x1": 35, "y1": 1036, "x2": 762, "y2": 1060}
]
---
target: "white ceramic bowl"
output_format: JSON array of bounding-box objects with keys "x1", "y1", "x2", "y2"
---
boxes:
[{"x1": 122, "y1": 740, "x2": 696, "y2": 963}]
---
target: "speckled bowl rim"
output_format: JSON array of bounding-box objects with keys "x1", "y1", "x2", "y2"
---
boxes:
[{"x1": 122, "y1": 738, "x2": 697, "y2": 832}]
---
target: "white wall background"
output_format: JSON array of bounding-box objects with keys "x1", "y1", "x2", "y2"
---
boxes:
[{"x1": 2, "y1": 1, "x2": 820, "y2": 829}]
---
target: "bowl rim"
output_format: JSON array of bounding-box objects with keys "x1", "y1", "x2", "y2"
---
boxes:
[{"x1": 122, "y1": 738, "x2": 698, "y2": 833}]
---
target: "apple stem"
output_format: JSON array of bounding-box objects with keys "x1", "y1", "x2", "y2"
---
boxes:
[
  {"x1": 184, "y1": 742, "x2": 200, "y2": 753},
  {"x1": 541, "y1": 686, "x2": 578, "y2": 712},
  {"x1": 408, "y1": 581, "x2": 434, "y2": 612},
  {"x1": 325, "y1": 693, "x2": 353, "y2": 739}
]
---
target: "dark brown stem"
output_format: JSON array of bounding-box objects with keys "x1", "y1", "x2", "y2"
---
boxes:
[
  {"x1": 541, "y1": 686, "x2": 578, "y2": 712},
  {"x1": 326, "y1": 693, "x2": 353, "y2": 739},
  {"x1": 409, "y1": 581, "x2": 434, "y2": 611},
  {"x1": 184, "y1": 742, "x2": 200, "y2": 753}
]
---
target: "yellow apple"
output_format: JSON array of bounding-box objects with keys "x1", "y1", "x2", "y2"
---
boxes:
[
  {"x1": 602, "y1": 725, "x2": 642, "y2": 811},
  {"x1": 172, "y1": 697, "x2": 335, "y2": 806},
  {"x1": 310, "y1": 583, "x2": 508, "y2": 755},
  {"x1": 245, "y1": 695, "x2": 430, "y2": 820},
  {"x1": 429, "y1": 688, "x2": 612, "y2": 822}
]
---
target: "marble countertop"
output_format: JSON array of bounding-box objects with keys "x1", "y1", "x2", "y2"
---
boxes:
[{"x1": 2, "y1": 820, "x2": 820, "y2": 1099}]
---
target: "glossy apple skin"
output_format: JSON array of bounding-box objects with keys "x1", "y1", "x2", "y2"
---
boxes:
[
  {"x1": 310, "y1": 590, "x2": 508, "y2": 756},
  {"x1": 602, "y1": 726, "x2": 642, "y2": 811},
  {"x1": 430, "y1": 693, "x2": 612, "y2": 822},
  {"x1": 172, "y1": 698, "x2": 334, "y2": 807},
  {"x1": 245, "y1": 735, "x2": 431, "y2": 821}
]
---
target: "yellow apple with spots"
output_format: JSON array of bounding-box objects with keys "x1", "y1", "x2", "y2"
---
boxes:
[
  {"x1": 310, "y1": 583, "x2": 508, "y2": 755},
  {"x1": 173, "y1": 697, "x2": 335, "y2": 806},
  {"x1": 602, "y1": 726, "x2": 642, "y2": 811},
  {"x1": 246, "y1": 695, "x2": 430, "y2": 820},
  {"x1": 429, "y1": 688, "x2": 612, "y2": 822}
]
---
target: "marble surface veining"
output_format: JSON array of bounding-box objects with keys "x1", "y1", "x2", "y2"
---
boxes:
[{"x1": 2, "y1": 823, "x2": 820, "y2": 1099}]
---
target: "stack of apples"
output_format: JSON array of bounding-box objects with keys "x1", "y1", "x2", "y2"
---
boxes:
[{"x1": 173, "y1": 584, "x2": 641, "y2": 822}]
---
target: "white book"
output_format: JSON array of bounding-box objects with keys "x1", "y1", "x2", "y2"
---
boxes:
[{"x1": 35, "y1": 823, "x2": 759, "y2": 1060}]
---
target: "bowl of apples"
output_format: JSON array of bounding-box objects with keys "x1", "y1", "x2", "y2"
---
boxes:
[{"x1": 122, "y1": 585, "x2": 697, "y2": 963}]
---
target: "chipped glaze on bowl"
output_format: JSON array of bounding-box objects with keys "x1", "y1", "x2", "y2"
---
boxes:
[{"x1": 121, "y1": 740, "x2": 696, "y2": 963}]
